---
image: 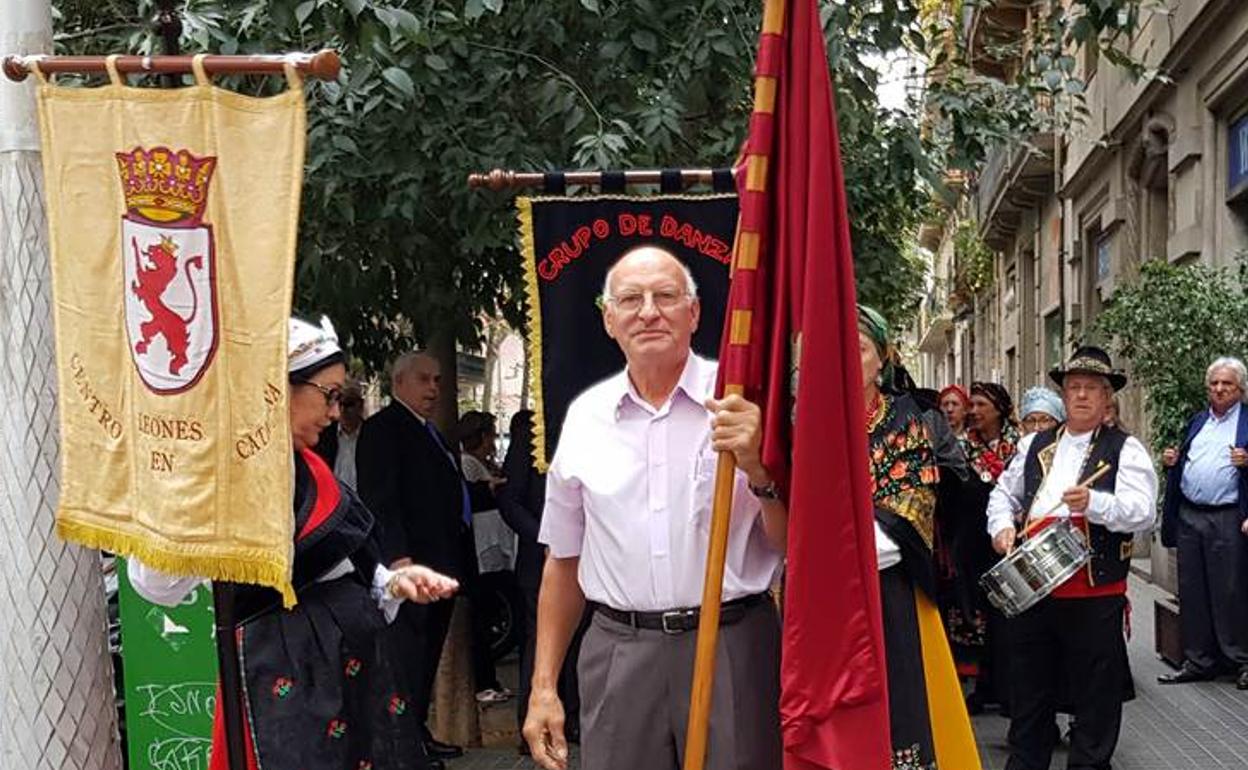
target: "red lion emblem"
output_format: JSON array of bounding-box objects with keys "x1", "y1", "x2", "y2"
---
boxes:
[{"x1": 130, "y1": 235, "x2": 204, "y2": 375}]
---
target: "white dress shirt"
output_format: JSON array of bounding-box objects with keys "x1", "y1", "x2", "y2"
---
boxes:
[
  {"x1": 540, "y1": 353, "x2": 783, "y2": 612},
  {"x1": 335, "y1": 426, "x2": 360, "y2": 489},
  {"x1": 986, "y1": 429, "x2": 1157, "y2": 538}
]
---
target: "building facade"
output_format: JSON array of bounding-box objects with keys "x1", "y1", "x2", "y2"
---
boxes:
[
  {"x1": 915, "y1": 0, "x2": 1248, "y2": 426},
  {"x1": 911, "y1": 0, "x2": 1248, "y2": 589}
]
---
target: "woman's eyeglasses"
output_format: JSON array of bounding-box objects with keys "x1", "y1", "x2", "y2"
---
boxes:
[{"x1": 300, "y1": 381, "x2": 343, "y2": 406}]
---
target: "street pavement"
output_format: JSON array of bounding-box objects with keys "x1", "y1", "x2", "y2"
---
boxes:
[{"x1": 449, "y1": 575, "x2": 1248, "y2": 769}]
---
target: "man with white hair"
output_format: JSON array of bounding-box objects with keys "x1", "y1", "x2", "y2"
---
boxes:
[
  {"x1": 522, "y1": 245, "x2": 785, "y2": 770},
  {"x1": 1159, "y1": 355, "x2": 1248, "y2": 690},
  {"x1": 987, "y1": 346, "x2": 1157, "y2": 770}
]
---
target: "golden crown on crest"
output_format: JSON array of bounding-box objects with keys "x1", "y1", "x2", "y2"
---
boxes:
[{"x1": 115, "y1": 146, "x2": 217, "y2": 225}]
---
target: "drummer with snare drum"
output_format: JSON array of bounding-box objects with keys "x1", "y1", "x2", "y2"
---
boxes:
[{"x1": 985, "y1": 346, "x2": 1157, "y2": 770}]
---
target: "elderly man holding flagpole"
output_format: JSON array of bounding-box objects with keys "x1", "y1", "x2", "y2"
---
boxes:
[{"x1": 522, "y1": 246, "x2": 786, "y2": 770}]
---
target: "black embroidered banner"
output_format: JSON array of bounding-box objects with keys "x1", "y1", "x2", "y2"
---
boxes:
[{"x1": 517, "y1": 194, "x2": 737, "y2": 469}]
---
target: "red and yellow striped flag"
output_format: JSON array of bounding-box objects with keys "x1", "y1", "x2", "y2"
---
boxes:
[{"x1": 717, "y1": 1, "x2": 891, "y2": 767}]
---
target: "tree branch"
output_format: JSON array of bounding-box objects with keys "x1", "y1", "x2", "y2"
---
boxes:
[
  {"x1": 54, "y1": 22, "x2": 143, "y2": 43},
  {"x1": 464, "y1": 40, "x2": 605, "y2": 134}
]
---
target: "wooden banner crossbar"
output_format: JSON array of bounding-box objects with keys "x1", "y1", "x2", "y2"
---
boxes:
[
  {"x1": 1, "y1": 50, "x2": 341, "y2": 83},
  {"x1": 467, "y1": 167, "x2": 736, "y2": 192}
]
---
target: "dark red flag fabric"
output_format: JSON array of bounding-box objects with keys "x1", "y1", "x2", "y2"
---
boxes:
[{"x1": 716, "y1": 1, "x2": 891, "y2": 768}]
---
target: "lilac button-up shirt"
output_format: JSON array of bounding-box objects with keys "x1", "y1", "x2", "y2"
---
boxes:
[{"x1": 539, "y1": 353, "x2": 782, "y2": 612}]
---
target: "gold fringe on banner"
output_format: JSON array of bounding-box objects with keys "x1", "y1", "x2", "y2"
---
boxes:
[{"x1": 58, "y1": 520, "x2": 296, "y2": 607}]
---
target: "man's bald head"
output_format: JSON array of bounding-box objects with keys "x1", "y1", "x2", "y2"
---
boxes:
[{"x1": 602, "y1": 246, "x2": 698, "y2": 303}]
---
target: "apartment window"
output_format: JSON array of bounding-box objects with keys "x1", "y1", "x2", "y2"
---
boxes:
[
  {"x1": 1096, "y1": 234, "x2": 1112, "y2": 284},
  {"x1": 1044, "y1": 310, "x2": 1064, "y2": 371}
]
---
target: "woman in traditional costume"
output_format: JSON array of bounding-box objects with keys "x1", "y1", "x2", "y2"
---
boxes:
[
  {"x1": 130, "y1": 316, "x2": 458, "y2": 770},
  {"x1": 858, "y1": 306, "x2": 981, "y2": 770},
  {"x1": 951, "y1": 381, "x2": 1019, "y2": 713}
]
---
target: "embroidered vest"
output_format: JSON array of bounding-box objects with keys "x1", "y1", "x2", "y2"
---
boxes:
[{"x1": 1020, "y1": 424, "x2": 1133, "y2": 587}]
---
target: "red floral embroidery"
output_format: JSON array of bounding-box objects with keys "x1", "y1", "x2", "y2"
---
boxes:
[{"x1": 272, "y1": 677, "x2": 293, "y2": 699}]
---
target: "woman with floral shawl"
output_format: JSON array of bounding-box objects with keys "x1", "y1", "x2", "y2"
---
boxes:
[{"x1": 858, "y1": 306, "x2": 981, "y2": 770}]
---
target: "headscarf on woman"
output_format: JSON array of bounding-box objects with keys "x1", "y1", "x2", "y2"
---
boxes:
[
  {"x1": 1019, "y1": 386, "x2": 1066, "y2": 423},
  {"x1": 289, "y1": 314, "x2": 344, "y2": 380},
  {"x1": 858, "y1": 304, "x2": 900, "y2": 391},
  {"x1": 970, "y1": 381, "x2": 1016, "y2": 427},
  {"x1": 939, "y1": 384, "x2": 970, "y2": 410}
]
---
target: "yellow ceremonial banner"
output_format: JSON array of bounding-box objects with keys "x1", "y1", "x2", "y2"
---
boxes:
[{"x1": 35, "y1": 56, "x2": 304, "y2": 606}]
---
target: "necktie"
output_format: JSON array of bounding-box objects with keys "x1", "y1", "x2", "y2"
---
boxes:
[{"x1": 426, "y1": 421, "x2": 473, "y2": 526}]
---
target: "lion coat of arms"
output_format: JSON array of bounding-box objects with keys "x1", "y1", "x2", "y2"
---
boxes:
[{"x1": 117, "y1": 146, "x2": 219, "y2": 393}]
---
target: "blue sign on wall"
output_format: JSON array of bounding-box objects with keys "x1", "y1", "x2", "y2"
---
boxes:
[{"x1": 1229, "y1": 113, "x2": 1248, "y2": 200}]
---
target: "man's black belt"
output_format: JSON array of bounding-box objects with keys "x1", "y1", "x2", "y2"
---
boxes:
[
  {"x1": 592, "y1": 593, "x2": 769, "y2": 635},
  {"x1": 1181, "y1": 495, "x2": 1239, "y2": 513}
]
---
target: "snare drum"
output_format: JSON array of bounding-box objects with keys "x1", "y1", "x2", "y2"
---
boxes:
[{"x1": 979, "y1": 520, "x2": 1091, "y2": 617}]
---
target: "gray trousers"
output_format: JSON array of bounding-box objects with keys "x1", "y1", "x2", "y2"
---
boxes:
[
  {"x1": 1178, "y1": 501, "x2": 1248, "y2": 671},
  {"x1": 578, "y1": 599, "x2": 782, "y2": 770}
]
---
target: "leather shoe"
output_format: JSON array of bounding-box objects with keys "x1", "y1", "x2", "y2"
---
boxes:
[
  {"x1": 1237, "y1": 668, "x2": 1248, "y2": 690},
  {"x1": 427, "y1": 761, "x2": 445, "y2": 770},
  {"x1": 1157, "y1": 665, "x2": 1214, "y2": 684},
  {"x1": 424, "y1": 739, "x2": 464, "y2": 759}
]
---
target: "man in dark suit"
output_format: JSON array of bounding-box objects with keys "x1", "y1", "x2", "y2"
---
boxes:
[
  {"x1": 1159, "y1": 356, "x2": 1248, "y2": 690},
  {"x1": 357, "y1": 351, "x2": 474, "y2": 760}
]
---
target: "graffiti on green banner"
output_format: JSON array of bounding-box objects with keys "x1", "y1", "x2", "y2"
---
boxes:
[{"x1": 117, "y1": 558, "x2": 218, "y2": 770}]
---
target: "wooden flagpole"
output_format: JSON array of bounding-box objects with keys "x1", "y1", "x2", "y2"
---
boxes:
[
  {"x1": 682, "y1": 0, "x2": 786, "y2": 767},
  {"x1": 682, "y1": 420, "x2": 743, "y2": 770}
]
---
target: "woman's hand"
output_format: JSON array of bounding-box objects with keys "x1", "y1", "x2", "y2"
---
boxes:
[{"x1": 390, "y1": 565, "x2": 458, "y2": 603}]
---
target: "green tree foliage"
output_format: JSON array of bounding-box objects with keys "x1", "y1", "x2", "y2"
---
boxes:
[
  {"x1": 1089, "y1": 259, "x2": 1248, "y2": 449},
  {"x1": 924, "y1": 0, "x2": 1159, "y2": 171},
  {"x1": 50, "y1": 0, "x2": 1148, "y2": 369},
  {"x1": 53, "y1": 0, "x2": 938, "y2": 367}
]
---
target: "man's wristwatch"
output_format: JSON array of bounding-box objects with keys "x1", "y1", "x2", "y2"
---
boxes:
[{"x1": 749, "y1": 479, "x2": 782, "y2": 501}]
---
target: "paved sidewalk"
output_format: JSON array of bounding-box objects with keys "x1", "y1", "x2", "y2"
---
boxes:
[{"x1": 452, "y1": 576, "x2": 1248, "y2": 769}]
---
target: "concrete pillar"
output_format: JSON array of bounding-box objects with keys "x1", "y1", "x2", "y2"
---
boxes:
[{"x1": 0, "y1": 2, "x2": 124, "y2": 768}]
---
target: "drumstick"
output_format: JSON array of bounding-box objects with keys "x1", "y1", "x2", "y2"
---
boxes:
[{"x1": 1020, "y1": 461, "x2": 1112, "y2": 539}]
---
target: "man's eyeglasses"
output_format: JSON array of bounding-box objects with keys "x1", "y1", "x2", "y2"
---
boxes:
[
  {"x1": 605, "y1": 288, "x2": 691, "y2": 313},
  {"x1": 300, "y1": 381, "x2": 343, "y2": 406}
]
